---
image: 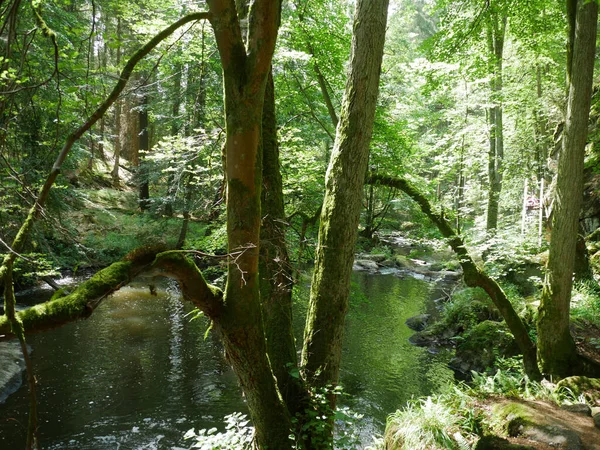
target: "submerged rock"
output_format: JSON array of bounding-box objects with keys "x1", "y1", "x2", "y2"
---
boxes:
[
  {"x1": 0, "y1": 341, "x2": 26, "y2": 403},
  {"x1": 353, "y1": 259, "x2": 379, "y2": 272},
  {"x1": 405, "y1": 314, "x2": 431, "y2": 332}
]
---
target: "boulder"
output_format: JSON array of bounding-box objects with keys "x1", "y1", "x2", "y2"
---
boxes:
[
  {"x1": 561, "y1": 404, "x2": 592, "y2": 416},
  {"x1": 352, "y1": 259, "x2": 379, "y2": 272},
  {"x1": 495, "y1": 402, "x2": 584, "y2": 450},
  {"x1": 0, "y1": 341, "x2": 26, "y2": 403},
  {"x1": 437, "y1": 270, "x2": 462, "y2": 281},
  {"x1": 453, "y1": 320, "x2": 518, "y2": 374},
  {"x1": 556, "y1": 376, "x2": 600, "y2": 405},
  {"x1": 360, "y1": 253, "x2": 388, "y2": 263},
  {"x1": 405, "y1": 314, "x2": 431, "y2": 332}
]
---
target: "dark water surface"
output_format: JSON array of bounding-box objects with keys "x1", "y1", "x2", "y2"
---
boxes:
[{"x1": 0, "y1": 272, "x2": 452, "y2": 449}]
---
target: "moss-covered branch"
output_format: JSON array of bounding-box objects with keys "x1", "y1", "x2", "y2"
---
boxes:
[
  {"x1": 150, "y1": 250, "x2": 224, "y2": 318},
  {"x1": 0, "y1": 247, "x2": 224, "y2": 337},
  {"x1": 367, "y1": 173, "x2": 542, "y2": 381}
]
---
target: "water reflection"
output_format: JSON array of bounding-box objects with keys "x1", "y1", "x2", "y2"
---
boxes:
[{"x1": 0, "y1": 273, "x2": 452, "y2": 449}]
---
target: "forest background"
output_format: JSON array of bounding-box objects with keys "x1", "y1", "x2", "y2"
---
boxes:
[{"x1": 1, "y1": 0, "x2": 600, "y2": 449}]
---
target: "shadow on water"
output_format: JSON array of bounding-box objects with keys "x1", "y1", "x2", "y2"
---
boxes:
[{"x1": 0, "y1": 273, "x2": 452, "y2": 449}]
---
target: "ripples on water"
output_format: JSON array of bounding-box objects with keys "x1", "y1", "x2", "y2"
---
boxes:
[{"x1": 0, "y1": 273, "x2": 452, "y2": 449}]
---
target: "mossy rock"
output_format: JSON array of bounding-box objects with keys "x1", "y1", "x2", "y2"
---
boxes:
[
  {"x1": 454, "y1": 321, "x2": 517, "y2": 373},
  {"x1": 493, "y1": 402, "x2": 536, "y2": 436},
  {"x1": 439, "y1": 288, "x2": 503, "y2": 334},
  {"x1": 556, "y1": 376, "x2": 600, "y2": 405},
  {"x1": 475, "y1": 435, "x2": 536, "y2": 450},
  {"x1": 394, "y1": 254, "x2": 411, "y2": 268},
  {"x1": 492, "y1": 402, "x2": 584, "y2": 449}
]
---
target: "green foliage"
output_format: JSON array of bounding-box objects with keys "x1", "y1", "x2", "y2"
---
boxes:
[
  {"x1": 289, "y1": 384, "x2": 365, "y2": 450},
  {"x1": 432, "y1": 287, "x2": 501, "y2": 334},
  {"x1": 183, "y1": 412, "x2": 254, "y2": 450},
  {"x1": 570, "y1": 279, "x2": 600, "y2": 327}
]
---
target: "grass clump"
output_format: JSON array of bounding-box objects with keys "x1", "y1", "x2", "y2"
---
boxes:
[
  {"x1": 385, "y1": 392, "x2": 481, "y2": 450},
  {"x1": 571, "y1": 279, "x2": 600, "y2": 327}
]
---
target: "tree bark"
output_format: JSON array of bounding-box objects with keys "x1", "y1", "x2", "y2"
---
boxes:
[
  {"x1": 138, "y1": 92, "x2": 150, "y2": 211},
  {"x1": 302, "y1": 0, "x2": 389, "y2": 399},
  {"x1": 537, "y1": 0, "x2": 598, "y2": 378},
  {"x1": 259, "y1": 69, "x2": 305, "y2": 415},
  {"x1": 208, "y1": 1, "x2": 293, "y2": 447}
]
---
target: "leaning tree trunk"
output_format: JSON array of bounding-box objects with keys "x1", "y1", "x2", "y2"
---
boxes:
[
  {"x1": 537, "y1": 0, "x2": 598, "y2": 378},
  {"x1": 367, "y1": 173, "x2": 542, "y2": 380},
  {"x1": 302, "y1": 0, "x2": 389, "y2": 399}
]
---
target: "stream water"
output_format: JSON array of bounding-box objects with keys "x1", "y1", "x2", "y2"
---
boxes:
[{"x1": 0, "y1": 271, "x2": 452, "y2": 449}]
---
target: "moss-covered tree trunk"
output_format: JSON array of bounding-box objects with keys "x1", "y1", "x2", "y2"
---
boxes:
[
  {"x1": 537, "y1": 0, "x2": 598, "y2": 378},
  {"x1": 259, "y1": 69, "x2": 305, "y2": 415},
  {"x1": 367, "y1": 173, "x2": 542, "y2": 381},
  {"x1": 302, "y1": 0, "x2": 389, "y2": 396},
  {"x1": 207, "y1": 1, "x2": 293, "y2": 447}
]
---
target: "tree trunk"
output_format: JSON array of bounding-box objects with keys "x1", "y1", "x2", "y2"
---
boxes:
[
  {"x1": 138, "y1": 92, "x2": 150, "y2": 211},
  {"x1": 259, "y1": 69, "x2": 305, "y2": 415},
  {"x1": 537, "y1": 0, "x2": 598, "y2": 378},
  {"x1": 164, "y1": 63, "x2": 183, "y2": 217},
  {"x1": 485, "y1": 12, "x2": 506, "y2": 232},
  {"x1": 302, "y1": 0, "x2": 389, "y2": 399},
  {"x1": 208, "y1": 2, "x2": 293, "y2": 447}
]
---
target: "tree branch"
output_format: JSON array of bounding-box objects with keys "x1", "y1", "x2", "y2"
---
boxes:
[
  {"x1": 247, "y1": 0, "x2": 281, "y2": 81},
  {"x1": 0, "y1": 247, "x2": 224, "y2": 338}
]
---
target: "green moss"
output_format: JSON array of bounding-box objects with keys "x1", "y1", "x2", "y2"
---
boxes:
[
  {"x1": 492, "y1": 402, "x2": 537, "y2": 436},
  {"x1": 49, "y1": 288, "x2": 70, "y2": 301},
  {"x1": 555, "y1": 376, "x2": 600, "y2": 403},
  {"x1": 0, "y1": 261, "x2": 134, "y2": 335},
  {"x1": 455, "y1": 321, "x2": 517, "y2": 373}
]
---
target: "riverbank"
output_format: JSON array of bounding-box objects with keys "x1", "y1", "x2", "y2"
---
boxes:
[{"x1": 373, "y1": 235, "x2": 600, "y2": 450}]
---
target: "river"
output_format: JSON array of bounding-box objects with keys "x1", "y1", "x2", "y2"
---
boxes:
[{"x1": 0, "y1": 271, "x2": 452, "y2": 449}]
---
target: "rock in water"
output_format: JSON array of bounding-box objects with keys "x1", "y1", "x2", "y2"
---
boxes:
[{"x1": 0, "y1": 341, "x2": 26, "y2": 403}]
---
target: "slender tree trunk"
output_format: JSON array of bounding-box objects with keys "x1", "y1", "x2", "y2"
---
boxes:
[
  {"x1": 521, "y1": 178, "x2": 528, "y2": 235},
  {"x1": 485, "y1": 13, "x2": 507, "y2": 232},
  {"x1": 164, "y1": 64, "x2": 183, "y2": 217},
  {"x1": 112, "y1": 18, "x2": 123, "y2": 185},
  {"x1": 138, "y1": 92, "x2": 150, "y2": 211},
  {"x1": 302, "y1": 0, "x2": 389, "y2": 399},
  {"x1": 537, "y1": 0, "x2": 598, "y2": 378}
]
